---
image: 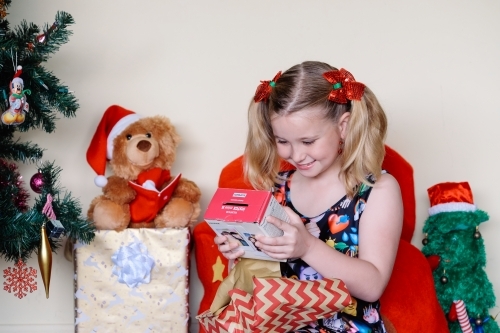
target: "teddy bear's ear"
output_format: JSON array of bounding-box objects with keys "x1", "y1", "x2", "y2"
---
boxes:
[{"x1": 156, "y1": 116, "x2": 181, "y2": 144}]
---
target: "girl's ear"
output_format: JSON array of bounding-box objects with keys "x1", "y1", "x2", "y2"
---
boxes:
[{"x1": 338, "y1": 112, "x2": 350, "y2": 140}]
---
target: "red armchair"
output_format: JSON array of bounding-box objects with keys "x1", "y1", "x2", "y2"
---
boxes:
[{"x1": 193, "y1": 146, "x2": 449, "y2": 332}]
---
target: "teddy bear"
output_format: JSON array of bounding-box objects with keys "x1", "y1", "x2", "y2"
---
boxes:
[{"x1": 85, "y1": 105, "x2": 201, "y2": 231}]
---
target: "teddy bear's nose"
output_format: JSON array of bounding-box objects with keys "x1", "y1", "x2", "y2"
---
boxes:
[{"x1": 137, "y1": 140, "x2": 151, "y2": 152}]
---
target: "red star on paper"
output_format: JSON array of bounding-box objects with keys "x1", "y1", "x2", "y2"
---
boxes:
[{"x1": 3, "y1": 258, "x2": 38, "y2": 299}]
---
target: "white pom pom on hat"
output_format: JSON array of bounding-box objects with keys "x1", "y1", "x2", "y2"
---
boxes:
[
  {"x1": 11, "y1": 65, "x2": 24, "y2": 85},
  {"x1": 86, "y1": 105, "x2": 142, "y2": 187}
]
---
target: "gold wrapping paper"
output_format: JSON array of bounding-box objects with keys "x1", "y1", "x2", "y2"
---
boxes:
[
  {"x1": 209, "y1": 258, "x2": 281, "y2": 314},
  {"x1": 74, "y1": 228, "x2": 189, "y2": 332}
]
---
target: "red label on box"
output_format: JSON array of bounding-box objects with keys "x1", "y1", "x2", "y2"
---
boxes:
[{"x1": 204, "y1": 188, "x2": 272, "y2": 223}]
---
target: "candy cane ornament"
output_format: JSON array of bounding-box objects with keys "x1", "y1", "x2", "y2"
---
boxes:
[{"x1": 454, "y1": 300, "x2": 473, "y2": 333}]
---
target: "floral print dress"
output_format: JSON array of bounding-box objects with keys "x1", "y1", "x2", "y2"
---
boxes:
[{"x1": 274, "y1": 170, "x2": 387, "y2": 333}]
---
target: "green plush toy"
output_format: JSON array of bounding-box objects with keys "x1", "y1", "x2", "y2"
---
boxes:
[{"x1": 422, "y1": 182, "x2": 499, "y2": 333}]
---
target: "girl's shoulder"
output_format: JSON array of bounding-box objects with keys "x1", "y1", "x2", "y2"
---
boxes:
[
  {"x1": 357, "y1": 170, "x2": 398, "y2": 199},
  {"x1": 374, "y1": 171, "x2": 399, "y2": 188},
  {"x1": 365, "y1": 171, "x2": 402, "y2": 202}
]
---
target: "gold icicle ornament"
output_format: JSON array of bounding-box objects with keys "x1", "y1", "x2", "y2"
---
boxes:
[{"x1": 38, "y1": 223, "x2": 52, "y2": 298}]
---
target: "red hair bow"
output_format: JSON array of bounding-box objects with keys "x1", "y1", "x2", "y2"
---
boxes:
[
  {"x1": 254, "y1": 71, "x2": 282, "y2": 102},
  {"x1": 323, "y1": 68, "x2": 365, "y2": 104}
]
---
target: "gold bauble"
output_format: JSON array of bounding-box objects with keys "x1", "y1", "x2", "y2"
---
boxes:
[{"x1": 38, "y1": 224, "x2": 52, "y2": 298}]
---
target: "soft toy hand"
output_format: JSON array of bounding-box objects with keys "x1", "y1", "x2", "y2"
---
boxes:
[
  {"x1": 255, "y1": 207, "x2": 315, "y2": 260},
  {"x1": 102, "y1": 175, "x2": 135, "y2": 204}
]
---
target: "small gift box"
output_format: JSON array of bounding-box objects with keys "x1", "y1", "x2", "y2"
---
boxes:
[
  {"x1": 197, "y1": 276, "x2": 352, "y2": 333},
  {"x1": 74, "y1": 228, "x2": 190, "y2": 332}
]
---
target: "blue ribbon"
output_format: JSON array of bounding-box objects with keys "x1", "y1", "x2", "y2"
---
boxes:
[
  {"x1": 111, "y1": 241, "x2": 155, "y2": 288},
  {"x1": 470, "y1": 316, "x2": 490, "y2": 333}
]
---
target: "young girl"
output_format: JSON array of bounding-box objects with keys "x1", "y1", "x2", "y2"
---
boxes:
[{"x1": 214, "y1": 61, "x2": 403, "y2": 333}]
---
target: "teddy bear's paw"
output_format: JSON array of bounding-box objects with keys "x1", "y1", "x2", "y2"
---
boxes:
[
  {"x1": 155, "y1": 197, "x2": 194, "y2": 229},
  {"x1": 190, "y1": 202, "x2": 201, "y2": 224},
  {"x1": 92, "y1": 200, "x2": 130, "y2": 231}
]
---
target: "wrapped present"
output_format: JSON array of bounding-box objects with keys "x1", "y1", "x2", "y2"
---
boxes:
[
  {"x1": 197, "y1": 276, "x2": 352, "y2": 333},
  {"x1": 74, "y1": 228, "x2": 190, "y2": 332}
]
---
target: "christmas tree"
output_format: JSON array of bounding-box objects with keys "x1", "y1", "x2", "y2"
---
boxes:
[
  {"x1": 0, "y1": 0, "x2": 94, "y2": 264},
  {"x1": 422, "y1": 182, "x2": 499, "y2": 333}
]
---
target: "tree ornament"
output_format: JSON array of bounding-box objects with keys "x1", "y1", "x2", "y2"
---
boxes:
[
  {"x1": 3, "y1": 258, "x2": 38, "y2": 299},
  {"x1": 454, "y1": 300, "x2": 473, "y2": 333},
  {"x1": 36, "y1": 33, "x2": 46, "y2": 44},
  {"x1": 471, "y1": 316, "x2": 490, "y2": 333},
  {"x1": 38, "y1": 223, "x2": 52, "y2": 298},
  {"x1": 440, "y1": 270, "x2": 448, "y2": 284},
  {"x1": 1, "y1": 65, "x2": 30, "y2": 126},
  {"x1": 422, "y1": 233, "x2": 429, "y2": 245},
  {"x1": 474, "y1": 226, "x2": 481, "y2": 239},
  {"x1": 0, "y1": 159, "x2": 29, "y2": 211},
  {"x1": 42, "y1": 194, "x2": 65, "y2": 239},
  {"x1": 30, "y1": 169, "x2": 44, "y2": 193}
]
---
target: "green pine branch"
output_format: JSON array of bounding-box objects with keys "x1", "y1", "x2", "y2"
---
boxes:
[
  {"x1": 0, "y1": 9, "x2": 95, "y2": 262},
  {"x1": 0, "y1": 138, "x2": 43, "y2": 162},
  {"x1": 0, "y1": 162, "x2": 95, "y2": 262}
]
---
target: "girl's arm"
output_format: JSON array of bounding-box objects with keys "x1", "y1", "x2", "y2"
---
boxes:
[{"x1": 255, "y1": 173, "x2": 403, "y2": 302}]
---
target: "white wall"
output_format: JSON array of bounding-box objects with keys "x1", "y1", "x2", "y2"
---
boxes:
[{"x1": 1, "y1": 1, "x2": 499, "y2": 332}]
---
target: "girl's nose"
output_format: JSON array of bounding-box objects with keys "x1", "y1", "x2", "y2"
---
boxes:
[{"x1": 291, "y1": 146, "x2": 306, "y2": 163}]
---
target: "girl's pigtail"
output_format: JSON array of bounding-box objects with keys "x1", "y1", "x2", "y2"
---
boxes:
[
  {"x1": 244, "y1": 100, "x2": 280, "y2": 190},
  {"x1": 341, "y1": 87, "x2": 387, "y2": 198}
]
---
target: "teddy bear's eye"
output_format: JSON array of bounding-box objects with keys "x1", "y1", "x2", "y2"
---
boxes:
[
  {"x1": 146, "y1": 133, "x2": 151, "y2": 138},
  {"x1": 126, "y1": 134, "x2": 132, "y2": 140}
]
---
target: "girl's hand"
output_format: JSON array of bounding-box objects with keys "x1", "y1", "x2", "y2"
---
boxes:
[
  {"x1": 255, "y1": 207, "x2": 316, "y2": 260},
  {"x1": 214, "y1": 235, "x2": 245, "y2": 260}
]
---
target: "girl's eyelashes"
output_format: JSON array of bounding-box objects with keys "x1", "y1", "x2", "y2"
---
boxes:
[{"x1": 275, "y1": 139, "x2": 316, "y2": 145}]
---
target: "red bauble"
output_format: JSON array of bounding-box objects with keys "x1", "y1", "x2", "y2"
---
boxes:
[{"x1": 30, "y1": 171, "x2": 44, "y2": 194}]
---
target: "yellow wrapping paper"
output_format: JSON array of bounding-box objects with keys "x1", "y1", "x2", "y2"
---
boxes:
[
  {"x1": 209, "y1": 258, "x2": 281, "y2": 314},
  {"x1": 74, "y1": 228, "x2": 190, "y2": 332}
]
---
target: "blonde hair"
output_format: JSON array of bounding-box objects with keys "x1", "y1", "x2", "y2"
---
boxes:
[{"x1": 244, "y1": 61, "x2": 387, "y2": 198}]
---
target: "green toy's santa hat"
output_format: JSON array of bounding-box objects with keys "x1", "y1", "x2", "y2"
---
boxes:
[
  {"x1": 427, "y1": 182, "x2": 476, "y2": 216},
  {"x1": 86, "y1": 105, "x2": 142, "y2": 187},
  {"x1": 426, "y1": 181, "x2": 488, "y2": 233}
]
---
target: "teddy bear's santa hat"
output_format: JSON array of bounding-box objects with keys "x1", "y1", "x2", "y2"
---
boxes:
[
  {"x1": 86, "y1": 105, "x2": 142, "y2": 187},
  {"x1": 427, "y1": 181, "x2": 476, "y2": 216}
]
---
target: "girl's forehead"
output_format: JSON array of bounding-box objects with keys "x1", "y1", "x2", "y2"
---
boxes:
[
  {"x1": 271, "y1": 107, "x2": 329, "y2": 127},
  {"x1": 271, "y1": 110, "x2": 336, "y2": 138},
  {"x1": 271, "y1": 105, "x2": 327, "y2": 121}
]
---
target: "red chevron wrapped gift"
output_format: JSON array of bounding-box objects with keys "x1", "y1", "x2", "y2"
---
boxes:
[{"x1": 197, "y1": 276, "x2": 351, "y2": 333}]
